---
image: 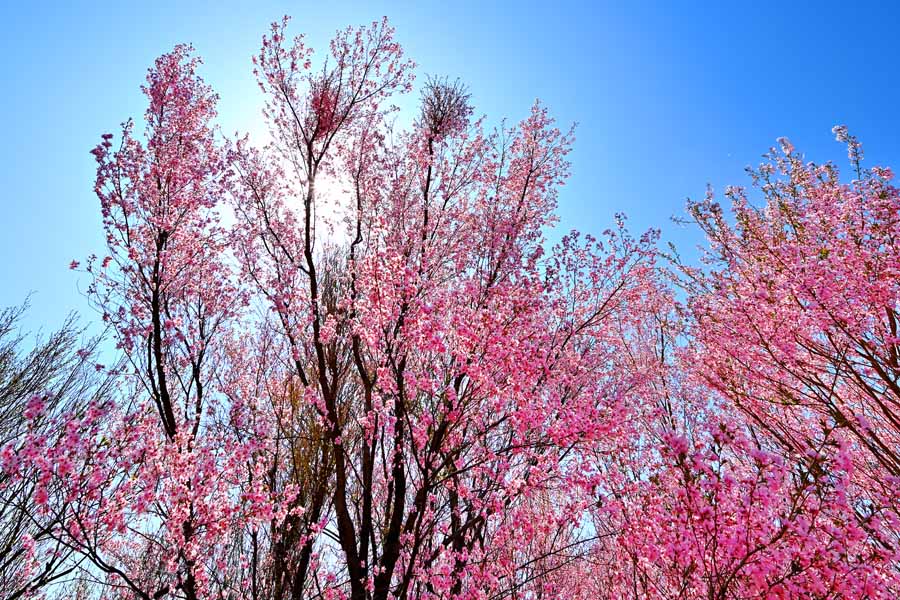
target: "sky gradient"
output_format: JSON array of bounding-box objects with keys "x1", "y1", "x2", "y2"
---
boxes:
[{"x1": 2, "y1": 0, "x2": 898, "y2": 334}]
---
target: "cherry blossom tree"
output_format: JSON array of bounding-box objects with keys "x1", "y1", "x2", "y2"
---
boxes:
[
  {"x1": 648, "y1": 132, "x2": 900, "y2": 598},
  {"x1": 3, "y1": 14, "x2": 900, "y2": 600},
  {"x1": 227, "y1": 16, "x2": 663, "y2": 600},
  {"x1": 2, "y1": 45, "x2": 261, "y2": 600},
  {"x1": 0, "y1": 303, "x2": 117, "y2": 600}
]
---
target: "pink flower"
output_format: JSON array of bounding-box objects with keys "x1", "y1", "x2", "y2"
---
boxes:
[
  {"x1": 24, "y1": 395, "x2": 47, "y2": 420},
  {"x1": 33, "y1": 486, "x2": 48, "y2": 505}
]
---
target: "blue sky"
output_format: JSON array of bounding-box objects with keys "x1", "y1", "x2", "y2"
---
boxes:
[{"x1": 2, "y1": 1, "x2": 898, "y2": 334}]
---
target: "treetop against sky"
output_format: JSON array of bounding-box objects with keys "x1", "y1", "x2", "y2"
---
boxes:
[
  {"x1": 1, "y1": 3, "x2": 899, "y2": 599},
  {"x1": 3, "y1": 0, "x2": 900, "y2": 332}
]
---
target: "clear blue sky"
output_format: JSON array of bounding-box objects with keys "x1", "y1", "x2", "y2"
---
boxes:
[{"x1": 2, "y1": 1, "x2": 898, "y2": 334}]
